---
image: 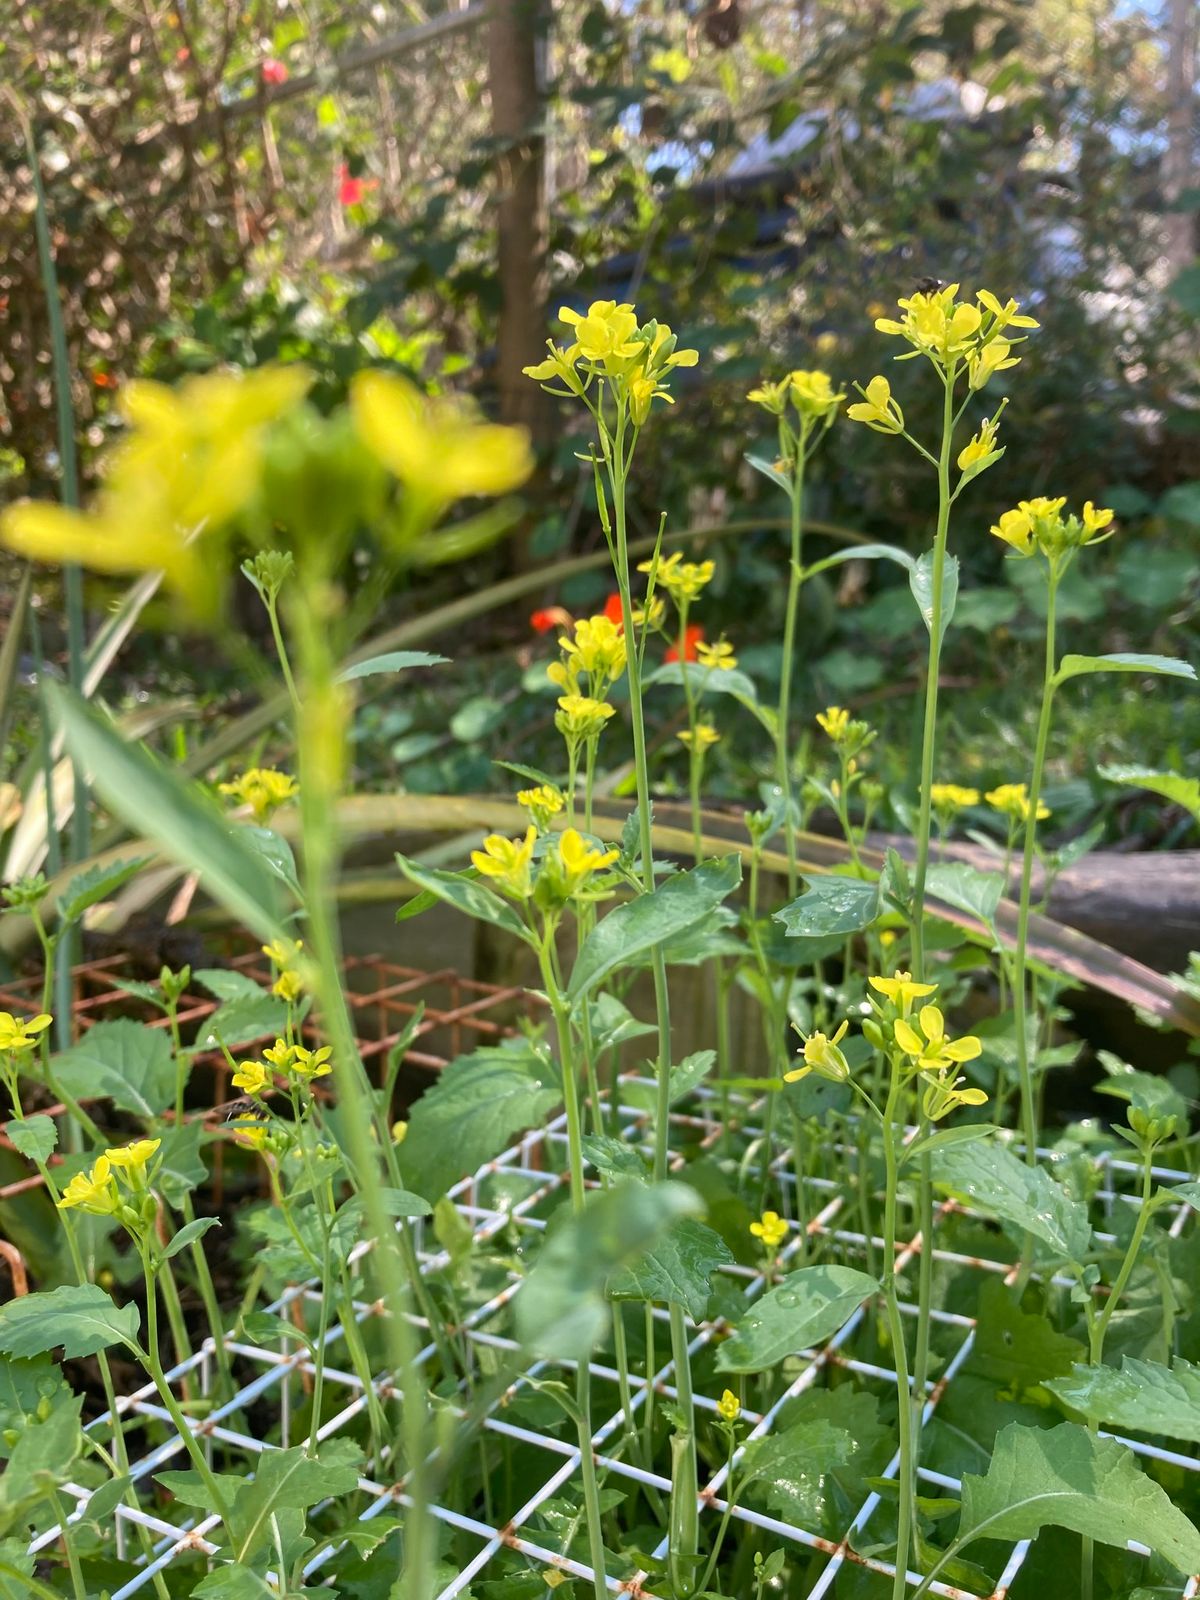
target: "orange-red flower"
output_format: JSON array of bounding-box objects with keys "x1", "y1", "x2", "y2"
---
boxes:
[
  {"x1": 665, "y1": 624, "x2": 704, "y2": 664},
  {"x1": 338, "y1": 163, "x2": 377, "y2": 206},
  {"x1": 531, "y1": 605, "x2": 572, "y2": 635},
  {"x1": 261, "y1": 58, "x2": 288, "y2": 85},
  {"x1": 603, "y1": 592, "x2": 625, "y2": 629}
]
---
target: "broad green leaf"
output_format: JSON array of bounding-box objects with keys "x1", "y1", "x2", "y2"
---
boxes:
[
  {"x1": 57, "y1": 856, "x2": 151, "y2": 926},
  {"x1": 581, "y1": 1134, "x2": 647, "y2": 1180},
  {"x1": 0, "y1": 1541, "x2": 35, "y2": 1600},
  {"x1": 901, "y1": 1123, "x2": 992, "y2": 1166},
  {"x1": 739, "y1": 1388, "x2": 891, "y2": 1537},
  {"x1": 924, "y1": 861, "x2": 1004, "y2": 926},
  {"x1": 194, "y1": 968, "x2": 265, "y2": 1003},
  {"x1": 0, "y1": 1284, "x2": 140, "y2": 1360},
  {"x1": 910, "y1": 549, "x2": 958, "y2": 644},
  {"x1": 1046, "y1": 1355, "x2": 1200, "y2": 1444},
  {"x1": 516, "y1": 1180, "x2": 701, "y2": 1360},
  {"x1": 0, "y1": 1393, "x2": 82, "y2": 1529},
  {"x1": 668, "y1": 1049, "x2": 715, "y2": 1104},
  {"x1": 195, "y1": 993, "x2": 290, "y2": 1051},
  {"x1": 587, "y1": 994, "x2": 656, "y2": 1054},
  {"x1": 646, "y1": 661, "x2": 759, "y2": 704},
  {"x1": 155, "y1": 1120, "x2": 208, "y2": 1206},
  {"x1": 970, "y1": 1279, "x2": 1085, "y2": 1394},
  {"x1": 192, "y1": 1564, "x2": 279, "y2": 1599},
  {"x1": 240, "y1": 825, "x2": 302, "y2": 898},
  {"x1": 163, "y1": 1216, "x2": 220, "y2": 1261},
  {"x1": 567, "y1": 855, "x2": 742, "y2": 1003},
  {"x1": 775, "y1": 875, "x2": 879, "y2": 939},
  {"x1": 802, "y1": 542, "x2": 915, "y2": 581},
  {"x1": 0, "y1": 1355, "x2": 71, "y2": 1460},
  {"x1": 399, "y1": 1038, "x2": 560, "y2": 1200},
  {"x1": 52, "y1": 1019, "x2": 175, "y2": 1119},
  {"x1": 47, "y1": 682, "x2": 287, "y2": 944},
  {"x1": 3, "y1": 1115, "x2": 56, "y2": 1166},
  {"x1": 338, "y1": 1186, "x2": 431, "y2": 1226},
  {"x1": 716, "y1": 1265, "x2": 878, "y2": 1374},
  {"x1": 744, "y1": 451, "x2": 791, "y2": 492},
  {"x1": 395, "y1": 854, "x2": 534, "y2": 944},
  {"x1": 227, "y1": 1439, "x2": 364, "y2": 1563},
  {"x1": 82, "y1": 1470, "x2": 133, "y2": 1523},
  {"x1": 1098, "y1": 765, "x2": 1200, "y2": 826},
  {"x1": 932, "y1": 1141, "x2": 1091, "y2": 1264},
  {"x1": 956, "y1": 1421, "x2": 1200, "y2": 1574},
  {"x1": 1055, "y1": 652, "x2": 1196, "y2": 686},
  {"x1": 338, "y1": 649, "x2": 448, "y2": 682},
  {"x1": 609, "y1": 1216, "x2": 733, "y2": 1319}
]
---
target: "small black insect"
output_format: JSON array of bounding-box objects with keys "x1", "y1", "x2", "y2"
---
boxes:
[
  {"x1": 913, "y1": 276, "x2": 945, "y2": 295},
  {"x1": 221, "y1": 1096, "x2": 258, "y2": 1123}
]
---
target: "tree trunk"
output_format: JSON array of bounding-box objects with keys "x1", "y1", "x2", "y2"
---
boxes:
[{"x1": 1162, "y1": 0, "x2": 1197, "y2": 275}]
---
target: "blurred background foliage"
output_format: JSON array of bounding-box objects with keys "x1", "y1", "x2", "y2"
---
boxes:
[{"x1": 0, "y1": 0, "x2": 1196, "y2": 843}]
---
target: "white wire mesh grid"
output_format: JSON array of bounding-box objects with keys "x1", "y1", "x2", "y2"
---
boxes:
[{"x1": 28, "y1": 1082, "x2": 1200, "y2": 1600}]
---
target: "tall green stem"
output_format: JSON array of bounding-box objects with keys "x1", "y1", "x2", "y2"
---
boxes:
[
  {"x1": 881, "y1": 1064, "x2": 916, "y2": 1600},
  {"x1": 1012, "y1": 564, "x2": 1059, "y2": 1167},
  {"x1": 777, "y1": 453, "x2": 806, "y2": 897}
]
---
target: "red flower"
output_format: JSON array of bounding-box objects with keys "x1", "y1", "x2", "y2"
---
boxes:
[
  {"x1": 261, "y1": 58, "x2": 289, "y2": 85},
  {"x1": 603, "y1": 592, "x2": 625, "y2": 628},
  {"x1": 530, "y1": 606, "x2": 572, "y2": 634},
  {"x1": 665, "y1": 625, "x2": 704, "y2": 664},
  {"x1": 93, "y1": 371, "x2": 119, "y2": 390},
  {"x1": 338, "y1": 163, "x2": 377, "y2": 207}
]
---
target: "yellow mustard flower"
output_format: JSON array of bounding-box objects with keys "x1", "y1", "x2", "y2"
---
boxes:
[
  {"x1": 986, "y1": 782, "x2": 1050, "y2": 822},
  {"x1": 518, "y1": 785, "x2": 566, "y2": 831},
  {"x1": 471, "y1": 825, "x2": 538, "y2": 899},
  {"x1": 976, "y1": 290, "x2": 1040, "y2": 337},
  {"x1": 893, "y1": 1005, "x2": 982, "y2": 1072},
  {"x1": 104, "y1": 1138, "x2": 162, "y2": 1185},
  {"x1": 816, "y1": 705, "x2": 850, "y2": 742},
  {"x1": 559, "y1": 615, "x2": 627, "y2": 685},
  {"x1": 218, "y1": 767, "x2": 299, "y2": 823},
  {"x1": 717, "y1": 1389, "x2": 742, "y2": 1423},
  {"x1": 555, "y1": 694, "x2": 616, "y2": 745},
  {"x1": 0, "y1": 1011, "x2": 53, "y2": 1053},
  {"x1": 629, "y1": 373, "x2": 674, "y2": 426},
  {"x1": 288, "y1": 1043, "x2": 333, "y2": 1081},
  {"x1": 351, "y1": 371, "x2": 533, "y2": 508},
  {"x1": 559, "y1": 301, "x2": 641, "y2": 369},
  {"x1": 263, "y1": 1038, "x2": 295, "y2": 1071},
  {"x1": 696, "y1": 638, "x2": 737, "y2": 671},
  {"x1": 869, "y1": 971, "x2": 938, "y2": 1011},
  {"x1": 788, "y1": 369, "x2": 845, "y2": 421},
  {"x1": 957, "y1": 414, "x2": 1002, "y2": 474},
  {"x1": 874, "y1": 284, "x2": 982, "y2": 365},
  {"x1": 57, "y1": 1154, "x2": 120, "y2": 1216},
  {"x1": 522, "y1": 343, "x2": 586, "y2": 397},
  {"x1": 263, "y1": 937, "x2": 306, "y2": 1004},
  {"x1": 1082, "y1": 501, "x2": 1114, "y2": 539},
  {"x1": 923, "y1": 1072, "x2": 989, "y2": 1121},
  {"x1": 678, "y1": 721, "x2": 720, "y2": 751},
  {"x1": 846, "y1": 375, "x2": 904, "y2": 434},
  {"x1": 990, "y1": 506, "x2": 1035, "y2": 556},
  {"x1": 747, "y1": 378, "x2": 791, "y2": 415},
  {"x1": 967, "y1": 338, "x2": 1019, "y2": 391},
  {"x1": 750, "y1": 1210, "x2": 789, "y2": 1250},
  {"x1": 558, "y1": 828, "x2": 620, "y2": 894},
  {"x1": 232, "y1": 1059, "x2": 271, "y2": 1096},
  {"x1": 929, "y1": 783, "x2": 980, "y2": 812},
  {"x1": 639, "y1": 551, "x2": 715, "y2": 604},
  {"x1": 231, "y1": 1116, "x2": 273, "y2": 1152},
  {"x1": 0, "y1": 367, "x2": 312, "y2": 611},
  {"x1": 784, "y1": 1019, "x2": 851, "y2": 1084}
]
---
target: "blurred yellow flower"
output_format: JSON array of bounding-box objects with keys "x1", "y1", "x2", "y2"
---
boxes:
[
  {"x1": 471, "y1": 825, "x2": 537, "y2": 899},
  {"x1": 558, "y1": 828, "x2": 619, "y2": 893},
  {"x1": 750, "y1": 1210, "x2": 789, "y2": 1250},
  {"x1": 518, "y1": 785, "x2": 566, "y2": 830},
  {"x1": 788, "y1": 369, "x2": 845, "y2": 421},
  {"x1": 678, "y1": 721, "x2": 720, "y2": 751},
  {"x1": 696, "y1": 638, "x2": 737, "y2": 671},
  {"x1": 816, "y1": 705, "x2": 850, "y2": 742},
  {"x1": 232, "y1": 1059, "x2": 271, "y2": 1096},
  {"x1": 869, "y1": 970, "x2": 937, "y2": 1010},
  {"x1": 986, "y1": 782, "x2": 1050, "y2": 822},
  {"x1": 57, "y1": 1154, "x2": 119, "y2": 1216},
  {"x1": 219, "y1": 767, "x2": 298, "y2": 823},
  {"x1": 555, "y1": 694, "x2": 616, "y2": 745},
  {"x1": 784, "y1": 1019, "x2": 851, "y2": 1084},
  {"x1": 0, "y1": 1011, "x2": 53, "y2": 1053},
  {"x1": 288, "y1": 1044, "x2": 333, "y2": 1080},
  {"x1": 929, "y1": 783, "x2": 980, "y2": 812},
  {"x1": 639, "y1": 551, "x2": 714, "y2": 604},
  {"x1": 717, "y1": 1388, "x2": 742, "y2": 1422}
]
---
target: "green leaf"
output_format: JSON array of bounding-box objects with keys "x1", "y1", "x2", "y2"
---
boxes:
[
  {"x1": 923, "y1": 861, "x2": 1004, "y2": 926},
  {"x1": 970, "y1": 1279, "x2": 1086, "y2": 1394},
  {"x1": 646, "y1": 661, "x2": 759, "y2": 704},
  {"x1": 0, "y1": 1542, "x2": 35, "y2": 1600},
  {"x1": 47, "y1": 682, "x2": 288, "y2": 945},
  {"x1": 516, "y1": 1181, "x2": 701, "y2": 1360},
  {"x1": 226, "y1": 1439, "x2": 364, "y2": 1564},
  {"x1": 0, "y1": 1393, "x2": 82, "y2": 1530},
  {"x1": 57, "y1": 856, "x2": 152, "y2": 926},
  {"x1": 155, "y1": 1120, "x2": 208, "y2": 1206},
  {"x1": 0, "y1": 1284, "x2": 140, "y2": 1360},
  {"x1": 0, "y1": 1355, "x2": 71, "y2": 1459},
  {"x1": 901, "y1": 1123, "x2": 992, "y2": 1165},
  {"x1": 567, "y1": 855, "x2": 742, "y2": 1003},
  {"x1": 338, "y1": 649, "x2": 448, "y2": 682},
  {"x1": 195, "y1": 993, "x2": 290, "y2": 1051},
  {"x1": 744, "y1": 451, "x2": 792, "y2": 492},
  {"x1": 399, "y1": 1039, "x2": 560, "y2": 1200},
  {"x1": 587, "y1": 994, "x2": 656, "y2": 1054},
  {"x1": 162, "y1": 1216, "x2": 220, "y2": 1261},
  {"x1": 82, "y1": 1471, "x2": 133, "y2": 1524},
  {"x1": 1045, "y1": 1355, "x2": 1200, "y2": 1444},
  {"x1": 1098, "y1": 766, "x2": 1200, "y2": 826},
  {"x1": 775, "y1": 876, "x2": 879, "y2": 939},
  {"x1": 1055, "y1": 652, "x2": 1196, "y2": 686},
  {"x1": 52, "y1": 1019, "x2": 175, "y2": 1118},
  {"x1": 932, "y1": 1140, "x2": 1091, "y2": 1264},
  {"x1": 802, "y1": 542, "x2": 915, "y2": 582},
  {"x1": 194, "y1": 968, "x2": 265, "y2": 1003},
  {"x1": 191, "y1": 1565, "x2": 279, "y2": 1600},
  {"x1": 739, "y1": 1388, "x2": 890, "y2": 1537},
  {"x1": 581, "y1": 1134, "x2": 647, "y2": 1180},
  {"x1": 3, "y1": 1115, "x2": 57, "y2": 1166},
  {"x1": 715, "y1": 1264, "x2": 879, "y2": 1374},
  {"x1": 395, "y1": 854, "x2": 534, "y2": 944},
  {"x1": 955, "y1": 1421, "x2": 1200, "y2": 1574},
  {"x1": 608, "y1": 1216, "x2": 733, "y2": 1319},
  {"x1": 910, "y1": 549, "x2": 958, "y2": 644},
  {"x1": 668, "y1": 1049, "x2": 715, "y2": 1103}
]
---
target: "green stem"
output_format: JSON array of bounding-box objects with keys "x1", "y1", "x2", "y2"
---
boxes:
[
  {"x1": 1012, "y1": 562, "x2": 1059, "y2": 1167},
  {"x1": 881, "y1": 1062, "x2": 916, "y2": 1600},
  {"x1": 265, "y1": 592, "x2": 302, "y2": 719},
  {"x1": 778, "y1": 451, "x2": 806, "y2": 898}
]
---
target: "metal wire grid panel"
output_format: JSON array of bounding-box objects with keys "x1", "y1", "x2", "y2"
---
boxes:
[
  {"x1": 0, "y1": 951, "x2": 540, "y2": 1211},
  {"x1": 27, "y1": 1083, "x2": 1200, "y2": 1600}
]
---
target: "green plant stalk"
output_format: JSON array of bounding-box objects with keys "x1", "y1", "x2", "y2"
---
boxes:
[
  {"x1": 155, "y1": 1246, "x2": 195, "y2": 1379},
  {"x1": 27, "y1": 908, "x2": 103, "y2": 1147},
  {"x1": 538, "y1": 937, "x2": 612, "y2": 1600},
  {"x1": 674, "y1": 596, "x2": 703, "y2": 862},
  {"x1": 265, "y1": 589, "x2": 303, "y2": 719},
  {"x1": 49, "y1": 1487, "x2": 87, "y2": 1600},
  {"x1": 605, "y1": 409, "x2": 700, "y2": 1594},
  {"x1": 1011, "y1": 562, "x2": 1060, "y2": 1168},
  {"x1": 178, "y1": 1191, "x2": 236, "y2": 1400},
  {"x1": 777, "y1": 448, "x2": 807, "y2": 897},
  {"x1": 881, "y1": 1061, "x2": 917, "y2": 1600}
]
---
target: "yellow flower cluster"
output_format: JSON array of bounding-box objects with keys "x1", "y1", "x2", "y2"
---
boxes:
[
  {"x1": 873, "y1": 285, "x2": 1038, "y2": 382},
  {"x1": 929, "y1": 783, "x2": 980, "y2": 814},
  {"x1": 990, "y1": 498, "x2": 1114, "y2": 562},
  {"x1": 867, "y1": 971, "x2": 987, "y2": 1120},
  {"x1": 986, "y1": 782, "x2": 1050, "y2": 822},
  {"x1": 262, "y1": 937, "x2": 306, "y2": 1004},
  {"x1": 517, "y1": 785, "x2": 566, "y2": 831},
  {"x1": 716, "y1": 1388, "x2": 742, "y2": 1423},
  {"x1": 678, "y1": 721, "x2": 720, "y2": 752},
  {"x1": 555, "y1": 693, "x2": 616, "y2": 752},
  {"x1": 219, "y1": 767, "x2": 299, "y2": 823},
  {"x1": 816, "y1": 706, "x2": 875, "y2": 759},
  {"x1": 747, "y1": 369, "x2": 845, "y2": 423},
  {"x1": 523, "y1": 302, "x2": 698, "y2": 425},
  {"x1": 785, "y1": 1019, "x2": 851, "y2": 1085},
  {"x1": 57, "y1": 1138, "x2": 161, "y2": 1216},
  {"x1": 471, "y1": 824, "x2": 618, "y2": 904},
  {"x1": 233, "y1": 1038, "x2": 332, "y2": 1096},
  {"x1": 639, "y1": 551, "x2": 715, "y2": 605},
  {"x1": 547, "y1": 614, "x2": 627, "y2": 699},
  {"x1": 0, "y1": 1010, "x2": 52, "y2": 1053},
  {"x1": 750, "y1": 1210, "x2": 789, "y2": 1250},
  {"x1": 696, "y1": 638, "x2": 737, "y2": 671}
]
